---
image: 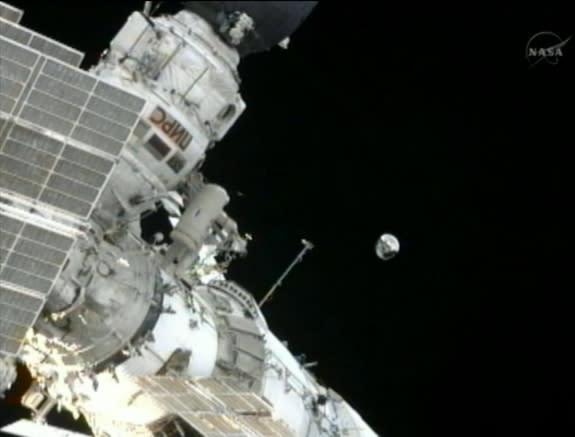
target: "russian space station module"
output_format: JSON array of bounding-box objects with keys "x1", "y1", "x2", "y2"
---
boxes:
[{"x1": 0, "y1": 3, "x2": 379, "y2": 437}]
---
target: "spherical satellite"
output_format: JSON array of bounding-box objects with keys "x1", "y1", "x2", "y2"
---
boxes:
[{"x1": 375, "y1": 233, "x2": 400, "y2": 260}]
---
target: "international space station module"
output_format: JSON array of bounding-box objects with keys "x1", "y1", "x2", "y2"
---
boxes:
[{"x1": 0, "y1": 2, "x2": 378, "y2": 436}]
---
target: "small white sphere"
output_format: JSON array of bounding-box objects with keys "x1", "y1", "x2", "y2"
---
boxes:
[{"x1": 375, "y1": 233, "x2": 400, "y2": 260}]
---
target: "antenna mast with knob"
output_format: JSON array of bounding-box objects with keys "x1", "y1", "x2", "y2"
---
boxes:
[{"x1": 259, "y1": 239, "x2": 314, "y2": 308}]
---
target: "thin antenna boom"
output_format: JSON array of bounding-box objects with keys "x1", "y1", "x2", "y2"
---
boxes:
[{"x1": 259, "y1": 239, "x2": 314, "y2": 307}]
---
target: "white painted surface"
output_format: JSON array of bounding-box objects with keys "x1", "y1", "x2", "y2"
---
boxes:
[{"x1": 2, "y1": 420, "x2": 90, "y2": 437}]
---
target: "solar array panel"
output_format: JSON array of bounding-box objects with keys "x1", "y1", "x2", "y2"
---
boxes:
[
  {"x1": 197, "y1": 379, "x2": 271, "y2": 413},
  {"x1": 0, "y1": 15, "x2": 82, "y2": 66},
  {"x1": 0, "y1": 17, "x2": 146, "y2": 356},
  {"x1": 0, "y1": 2, "x2": 22, "y2": 24},
  {"x1": 137, "y1": 376, "x2": 293, "y2": 437},
  {"x1": 0, "y1": 123, "x2": 116, "y2": 217},
  {"x1": 0, "y1": 211, "x2": 74, "y2": 355},
  {"x1": 0, "y1": 35, "x2": 146, "y2": 219}
]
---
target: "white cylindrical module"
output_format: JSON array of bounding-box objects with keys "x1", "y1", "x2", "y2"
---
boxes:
[
  {"x1": 117, "y1": 290, "x2": 219, "y2": 379},
  {"x1": 171, "y1": 184, "x2": 230, "y2": 251}
]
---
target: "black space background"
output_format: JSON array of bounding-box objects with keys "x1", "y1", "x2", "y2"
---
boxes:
[{"x1": 1, "y1": 3, "x2": 574, "y2": 437}]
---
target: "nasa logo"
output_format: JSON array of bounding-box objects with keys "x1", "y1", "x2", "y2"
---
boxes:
[
  {"x1": 525, "y1": 31, "x2": 571, "y2": 68},
  {"x1": 148, "y1": 107, "x2": 193, "y2": 150}
]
